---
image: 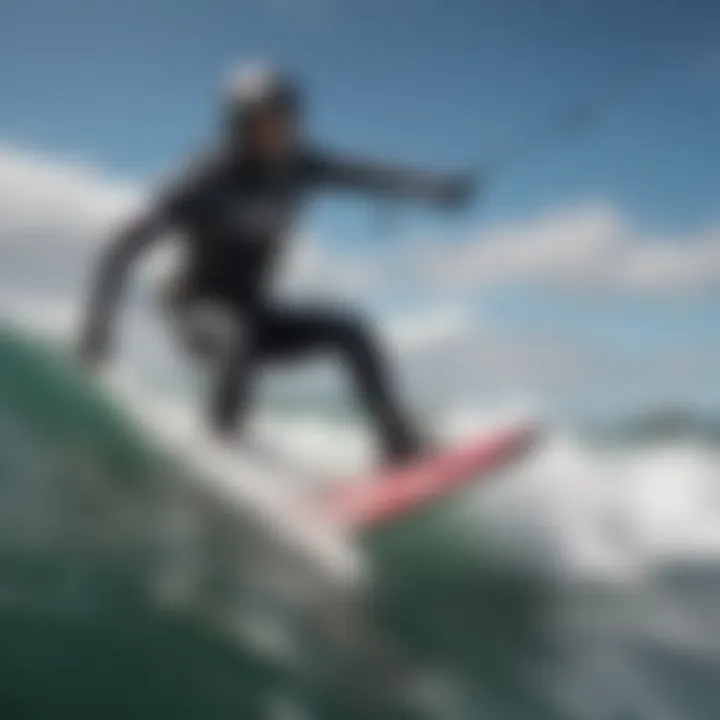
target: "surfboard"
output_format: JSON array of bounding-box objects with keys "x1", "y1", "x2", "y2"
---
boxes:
[{"x1": 316, "y1": 424, "x2": 537, "y2": 531}]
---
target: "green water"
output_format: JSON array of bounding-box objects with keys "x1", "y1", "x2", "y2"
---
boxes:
[
  {"x1": 0, "y1": 326, "x2": 552, "y2": 719},
  {"x1": 0, "y1": 327, "x2": 295, "y2": 716}
]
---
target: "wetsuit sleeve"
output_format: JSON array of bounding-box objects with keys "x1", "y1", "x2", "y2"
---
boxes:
[
  {"x1": 305, "y1": 149, "x2": 476, "y2": 207},
  {"x1": 79, "y1": 160, "x2": 206, "y2": 359}
]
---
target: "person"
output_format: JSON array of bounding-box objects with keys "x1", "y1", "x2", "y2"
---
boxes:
[{"x1": 78, "y1": 63, "x2": 475, "y2": 462}]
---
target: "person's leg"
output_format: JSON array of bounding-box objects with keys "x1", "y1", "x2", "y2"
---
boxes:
[
  {"x1": 258, "y1": 305, "x2": 423, "y2": 462},
  {"x1": 207, "y1": 325, "x2": 255, "y2": 439},
  {"x1": 170, "y1": 295, "x2": 257, "y2": 440}
]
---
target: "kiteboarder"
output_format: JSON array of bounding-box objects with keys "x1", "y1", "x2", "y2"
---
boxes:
[{"x1": 78, "y1": 62, "x2": 475, "y2": 461}]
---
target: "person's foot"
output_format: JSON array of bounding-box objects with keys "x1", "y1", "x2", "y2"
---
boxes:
[{"x1": 382, "y1": 423, "x2": 433, "y2": 466}]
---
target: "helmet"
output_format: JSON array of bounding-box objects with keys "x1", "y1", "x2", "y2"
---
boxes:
[{"x1": 224, "y1": 62, "x2": 301, "y2": 119}]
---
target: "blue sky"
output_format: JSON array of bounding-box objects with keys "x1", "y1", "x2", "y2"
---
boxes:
[
  {"x1": 2, "y1": 0, "x2": 719, "y2": 225},
  {"x1": 0, "y1": 0, "x2": 719, "y2": 417}
]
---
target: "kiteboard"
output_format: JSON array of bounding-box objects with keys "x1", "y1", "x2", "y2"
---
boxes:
[{"x1": 316, "y1": 423, "x2": 537, "y2": 531}]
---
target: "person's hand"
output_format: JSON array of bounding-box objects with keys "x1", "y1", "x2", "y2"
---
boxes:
[{"x1": 437, "y1": 175, "x2": 477, "y2": 210}]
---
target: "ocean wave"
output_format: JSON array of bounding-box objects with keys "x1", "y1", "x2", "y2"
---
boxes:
[{"x1": 3, "y1": 326, "x2": 720, "y2": 718}]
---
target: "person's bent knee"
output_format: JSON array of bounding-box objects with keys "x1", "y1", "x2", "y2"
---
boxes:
[
  {"x1": 182, "y1": 300, "x2": 248, "y2": 361},
  {"x1": 331, "y1": 312, "x2": 377, "y2": 355}
]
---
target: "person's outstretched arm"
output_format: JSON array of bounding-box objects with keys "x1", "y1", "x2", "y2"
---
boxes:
[
  {"x1": 78, "y1": 153, "x2": 211, "y2": 365},
  {"x1": 309, "y1": 149, "x2": 477, "y2": 209},
  {"x1": 77, "y1": 209, "x2": 167, "y2": 366}
]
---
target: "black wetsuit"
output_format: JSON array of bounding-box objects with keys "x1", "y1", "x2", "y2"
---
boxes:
[{"x1": 86, "y1": 144, "x2": 469, "y2": 461}]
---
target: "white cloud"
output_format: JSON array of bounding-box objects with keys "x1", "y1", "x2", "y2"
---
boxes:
[
  {"x1": 0, "y1": 144, "x2": 145, "y2": 317},
  {"x1": 281, "y1": 203, "x2": 720, "y2": 299},
  {"x1": 407, "y1": 204, "x2": 720, "y2": 296},
  {"x1": 381, "y1": 304, "x2": 475, "y2": 356},
  {"x1": 0, "y1": 143, "x2": 140, "y2": 245}
]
